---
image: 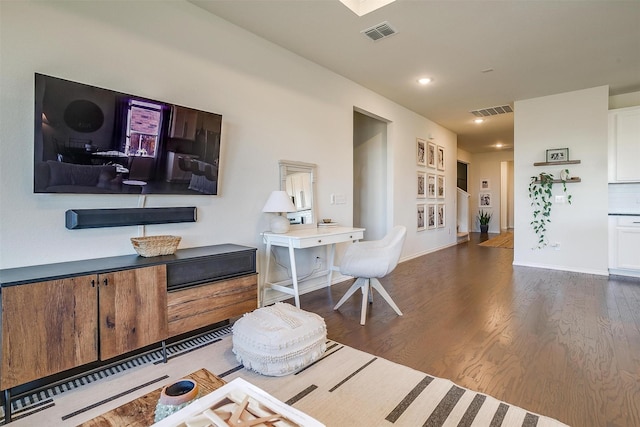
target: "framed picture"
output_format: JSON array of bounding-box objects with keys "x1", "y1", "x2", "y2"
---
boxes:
[
  {"x1": 427, "y1": 204, "x2": 436, "y2": 229},
  {"x1": 417, "y1": 203, "x2": 426, "y2": 231},
  {"x1": 417, "y1": 171, "x2": 426, "y2": 198},
  {"x1": 427, "y1": 142, "x2": 436, "y2": 168},
  {"x1": 416, "y1": 138, "x2": 426, "y2": 166},
  {"x1": 479, "y1": 192, "x2": 492, "y2": 208},
  {"x1": 546, "y1": 148, "x2": 569, "y2": 163},
  {"x1": 437, "y1": 203, "x2": 445, "y2": 228},
  {"x1": 437, "y1": 175, "x2": 445, "y2": 198},
  {"x1": 427, "y1": 173, "x2": 436, "y2": 198},
  {"x1": 437, "y1": 145, "x2": 445, "y2": 171},
  {"x1": 480, "y1": 178, "x2": 490, "y2": 190}
]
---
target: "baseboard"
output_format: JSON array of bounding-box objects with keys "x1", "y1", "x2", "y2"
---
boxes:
[
  {"x1": 400, "y1": 240, "x2": 460, "y2": 263},
  {"x1": 608, "y1": 268, "x2": 640, "y2": 279},
  {"x1": 512, "y1": 261, "x2": 609, "y2": 276}
]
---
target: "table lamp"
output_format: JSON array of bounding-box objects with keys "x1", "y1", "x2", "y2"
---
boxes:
[{"x1": 262, "y1": 190, "x2": 296, "y2": 233}]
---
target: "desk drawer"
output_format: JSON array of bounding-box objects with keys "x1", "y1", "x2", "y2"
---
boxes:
[{"x1": 295, "y1": 230, "x2": 364, "y2": 248}]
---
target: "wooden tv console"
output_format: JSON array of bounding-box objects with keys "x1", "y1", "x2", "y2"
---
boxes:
[{"x1": 0, "y1": 244, "x2": 257, "y2": 423}]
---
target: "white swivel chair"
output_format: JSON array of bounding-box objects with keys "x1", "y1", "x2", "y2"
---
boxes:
[{"x1": 334, "y1": 225, "x2": 406, "y2": 325}]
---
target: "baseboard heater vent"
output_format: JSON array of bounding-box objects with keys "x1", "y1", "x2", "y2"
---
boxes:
[{"x1": 65, "y1": 207, "x2": 197, "y2": 229}]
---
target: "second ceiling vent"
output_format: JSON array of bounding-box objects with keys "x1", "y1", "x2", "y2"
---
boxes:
[
  {"x1": 361, "y1": 21, "x2": 397, "y2": 41},
  {"x1": 470, "y1": 105, "x2": 513, "y2": 117}
]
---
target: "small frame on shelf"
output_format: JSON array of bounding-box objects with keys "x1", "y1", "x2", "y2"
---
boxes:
[{"x1": 546, "y1": 148, "x2": 569, "y2": 163}]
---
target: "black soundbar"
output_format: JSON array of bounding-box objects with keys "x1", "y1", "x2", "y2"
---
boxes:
[{"x1": 65, "y1": 207, "x2": 197, "y2": 229}]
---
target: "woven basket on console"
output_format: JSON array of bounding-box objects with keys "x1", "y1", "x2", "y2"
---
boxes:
[{"x1": 130, "y1": 235, "x2": 181, "y2": 257}]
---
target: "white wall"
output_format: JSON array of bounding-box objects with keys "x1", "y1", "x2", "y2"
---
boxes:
[
  {"x1": 513, "y1": 86, "x2": 609, "y2": 275},
  {"x1": 353, "y1": 112, "x2": 387, "y2": 241},
  {"x1": 0, "y1": 1, "x2": 456, "y2": 288},
  {"x1": 468, "y1": 150, "x2": 514, "y2": 233},
  {"x1": 609, "y1": 90, "x2": 640, "y2": 109}
]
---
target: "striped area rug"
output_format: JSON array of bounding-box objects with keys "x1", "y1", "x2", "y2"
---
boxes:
[{"x1": 7, "y1": 328, "x2": 568, "y2": 426}]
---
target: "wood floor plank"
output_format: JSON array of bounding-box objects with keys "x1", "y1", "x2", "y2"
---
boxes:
[{"x1": 295, "y1": 233, "x2": 640, "y2": 427}]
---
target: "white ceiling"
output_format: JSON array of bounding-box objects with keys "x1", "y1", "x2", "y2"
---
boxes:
[{"x1": 190, "y1": 0, "x2": 640, "y2": 153}]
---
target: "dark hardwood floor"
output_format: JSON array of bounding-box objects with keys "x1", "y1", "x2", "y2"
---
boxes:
[{"x1": 292, "y1": 233, "x2": 640, "y2": 427}]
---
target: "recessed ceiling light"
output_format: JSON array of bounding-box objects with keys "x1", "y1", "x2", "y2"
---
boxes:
[
  {"x1": 496, "y1": 143, "x2": 503, "y2": 148},
  {"x1": 474, "y1": 118, "x2": 484, "y2": 124},
  {"x1": 418, "y1": 78, "x2": 432, "y2": 85}
]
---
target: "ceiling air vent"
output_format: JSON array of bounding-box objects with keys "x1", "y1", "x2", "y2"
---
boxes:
[
  {"x1": 362, "y1": 21, "x2": 397, "y2": 41},
  {"x1": 470, "y1": 104, "x2": 513, "y2": 117}
]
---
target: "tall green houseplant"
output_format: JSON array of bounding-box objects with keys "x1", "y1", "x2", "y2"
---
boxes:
[
  {"x1": 477, "y1": 209, "x2": 492, "y2": 233},
  {"x1": 528, "y1": 170, "x2": 572, "y2": 249}
]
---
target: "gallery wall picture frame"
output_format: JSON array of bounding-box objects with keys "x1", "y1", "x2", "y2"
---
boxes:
[
  {"x1": 427, "y1": 142, "x2": 436, "y2": 168},
  {"x1": 546, "y1": 147, "x2": 569, "y2": 163},
  {"x1": 437, "y1": 175, "x2": 445, "y2": 199},
  {"x1": 417, "y1": 203, "x2": 426, "y2": 231},
  {"x1": 480, "y1": 178, "x2": 490, "y2": 190},
  {"x1": 416, "y1": 138, "x2": 427, "y2": 166},
  {"x1": 427, "y1": 173, "x2": 436, "y2": 198},
  {"x1": 479, "y1": 192, "x2": 492, "y2": 208},
  {"x1": 437, "y1": 145, "x2": 445, "y2": 171},
  {"x1": 427, "y1": 204, "x2": 436, "y2": 229},
  {"x1": 417, "y1": 171, "x2": 426, "y2": 198},
  {"x1": 437, "y1": 203, "x2": 445, "y2": 228}
]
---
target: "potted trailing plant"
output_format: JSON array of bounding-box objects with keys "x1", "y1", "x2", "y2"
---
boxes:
[
  {"x1": 477, "y1": 209, "x2": 492, "y2": 234},
  {"x1": 528, "y1": 170, "x2": 572, "y2": 249}
]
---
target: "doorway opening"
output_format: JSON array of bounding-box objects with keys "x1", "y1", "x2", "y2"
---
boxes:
[{"x1": 353, "y1": 110, "x2": 389, "y2": 241}]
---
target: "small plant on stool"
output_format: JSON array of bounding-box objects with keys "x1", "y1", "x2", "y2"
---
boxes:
[{"x1": 477, "y1": 209, "x2": 492, "y2": 234}]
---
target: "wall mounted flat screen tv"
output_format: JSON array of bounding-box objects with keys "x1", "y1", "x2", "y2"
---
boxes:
[{"x1": 34, "y1": 73, "x2": 222, "y2": 195}]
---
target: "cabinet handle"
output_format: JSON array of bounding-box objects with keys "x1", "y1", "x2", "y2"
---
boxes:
[
  {"x1": 318, "y1": 239, "x2": 322, "y2": 243},
  {"x1": 91, "y1": 279, "x2": 96, "y2": 288},
  {"x1": 103, "y1": 278, "x2": 108, "y2": 287}
]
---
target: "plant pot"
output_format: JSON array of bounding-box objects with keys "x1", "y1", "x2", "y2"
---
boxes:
[{"x1": 480, "y1": 224, "x2": 489, "y2": 234}]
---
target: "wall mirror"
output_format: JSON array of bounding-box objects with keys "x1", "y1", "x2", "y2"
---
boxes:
[{"x1": 279, "y1": 160, "x2": 317, "y2": 229}]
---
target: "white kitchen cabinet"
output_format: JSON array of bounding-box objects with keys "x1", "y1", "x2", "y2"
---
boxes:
[
  {"x1": 608, "y1": 106, "x2": 640, "y2": 183},
  {"x1": 609, "y1": 215, "x2": 640, "y2": 277}
]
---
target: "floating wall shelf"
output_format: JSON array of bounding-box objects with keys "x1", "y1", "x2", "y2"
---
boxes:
[
  {"x1": 533, "y1": 160, "x2": 581, "y2": 166},
  {"x1": 533, "y1": 177, "x2": 581, "y2": 184}
]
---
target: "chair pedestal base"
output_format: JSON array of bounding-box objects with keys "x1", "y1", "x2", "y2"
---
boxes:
[{"x1": 334, "y1": 277, "x2": 402, "y2": 325}]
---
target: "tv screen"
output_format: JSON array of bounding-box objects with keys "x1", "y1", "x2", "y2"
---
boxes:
[{"x1": 34, "y1": 73, "x2": 222, "y2": 195}]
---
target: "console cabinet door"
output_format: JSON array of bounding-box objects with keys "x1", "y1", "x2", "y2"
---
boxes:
[
  {"x1": 1, "y1": 275, "x2": 98, "y2": 390},
  {"x1": 98, "y1": 265, "x2": 168, "y2": 360}
]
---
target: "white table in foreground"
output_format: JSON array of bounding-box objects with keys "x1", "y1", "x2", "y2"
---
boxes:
[{"x1": 262, "y1": 226, "x2": 365, "y2": 308}]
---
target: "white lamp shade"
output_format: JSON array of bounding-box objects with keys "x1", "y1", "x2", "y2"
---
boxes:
[{"x1": 262, "y1": 190, "x2": 296, "y2": 213}]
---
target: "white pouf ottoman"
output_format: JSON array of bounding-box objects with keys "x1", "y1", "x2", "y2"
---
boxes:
[{"x1": 232, "y1": 302, "x2": 327, "y2": 376}]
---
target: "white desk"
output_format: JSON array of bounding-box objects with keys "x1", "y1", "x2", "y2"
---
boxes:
[{"x1": 262, "y1": 226, "x2": 365, "y2": 308}]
